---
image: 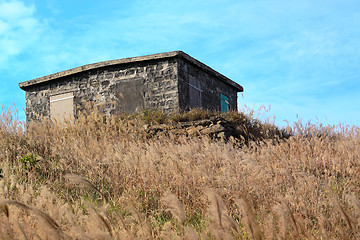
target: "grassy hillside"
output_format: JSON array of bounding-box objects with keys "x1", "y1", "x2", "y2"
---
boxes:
[{"x1": 0, "y1": 107, "x2": 359, "y2": 239}]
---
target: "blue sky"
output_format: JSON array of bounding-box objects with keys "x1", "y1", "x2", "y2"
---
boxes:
[{"x1": 1, "y1": 0, "x2": 359, "y2": 127}]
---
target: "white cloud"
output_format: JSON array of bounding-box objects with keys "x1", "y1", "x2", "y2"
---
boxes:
[
  {"x1": 0, "y1": 0, "x2": 43, "y2": 67},
  {"x1": 0, "y1": 19, "x2": 8, "y2": 34},
  {"x1": 0, "y1": 0, "x2": 34, "y2": 19}
]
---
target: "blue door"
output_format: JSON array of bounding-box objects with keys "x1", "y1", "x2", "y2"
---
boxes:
[{"x1": 220, "y1": 94, "x2": 229, "y2": 113}]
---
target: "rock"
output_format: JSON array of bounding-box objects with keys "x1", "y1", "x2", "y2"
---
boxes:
[
  {"x1": 187, "y1": 126, "x2": 204, "y2": 136},
  {"x1": 144, "y1": 116, "x2": 238, "y2": 142},
  {"x1": 171, "y1": 128, "x2": 187, "y2": 135},
  {"x1": 200, "y1": 124, "x2": 225, "y2": 134},
  {"x1": 217, "y1": 131, "x2": 226, "y2": 140}
]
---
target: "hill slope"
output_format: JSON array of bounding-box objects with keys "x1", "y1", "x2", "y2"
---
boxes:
[{"x1": 0, "y1": 108, "x2": 359, "y2": 239}]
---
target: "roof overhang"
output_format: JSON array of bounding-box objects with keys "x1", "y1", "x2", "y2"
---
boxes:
[{"x1": 19, "y1": 51, "x2": 244, "y2": 92}]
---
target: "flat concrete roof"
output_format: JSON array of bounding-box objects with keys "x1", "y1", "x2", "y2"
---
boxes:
[{"x1": 19, "y1": 51, "x2": 243, "y2": 92}]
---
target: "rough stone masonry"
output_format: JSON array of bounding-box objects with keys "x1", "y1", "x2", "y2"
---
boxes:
[{"x1": 19, "y1": 51, "x2": 243, "y2": 122}]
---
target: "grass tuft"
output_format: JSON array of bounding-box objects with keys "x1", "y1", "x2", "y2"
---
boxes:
[{"x1": 0, "y1": 106, "x2": 359, "y2": 239}]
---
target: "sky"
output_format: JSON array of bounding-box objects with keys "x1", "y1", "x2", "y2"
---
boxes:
[{"x1": 0, "y1": 0, "x2": 359, "y2": 127}]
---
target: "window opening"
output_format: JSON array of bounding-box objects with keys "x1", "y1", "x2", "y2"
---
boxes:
[
  {"x1": 50, "y1": 92, "x2": 74, "y2": 122},
  {"x1": 189, "y1": 77, "x2": 202, "y2": 109}
]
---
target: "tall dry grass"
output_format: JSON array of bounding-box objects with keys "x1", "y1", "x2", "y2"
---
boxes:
[{"x1": 0, "y1": 105, "x2": 359, "y2": 239}]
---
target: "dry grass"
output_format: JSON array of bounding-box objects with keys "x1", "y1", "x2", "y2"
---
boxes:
[{"x1": 0, "y1": 105, "x2": 360, "y2": 239}]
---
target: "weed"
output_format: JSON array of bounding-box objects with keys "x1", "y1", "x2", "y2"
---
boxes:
[
  {"x1": 20, "y1": 153, "x2": 40, "y2": 171},
  {"x1": 0, "y1": 107, "x2": 359, "y2": 239}
]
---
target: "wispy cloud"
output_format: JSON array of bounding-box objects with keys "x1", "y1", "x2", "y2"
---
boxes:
[
  {"x1": 0, "y1": 0, "x2": 43, "y2": 67},
  {"x1": 0, "y1": 0, "x2": 45, "y2": 111}
]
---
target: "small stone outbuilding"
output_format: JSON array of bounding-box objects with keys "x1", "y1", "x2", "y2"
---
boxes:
[{"x1": 19, "y1": 51, "x2": 243, "y2": 122}]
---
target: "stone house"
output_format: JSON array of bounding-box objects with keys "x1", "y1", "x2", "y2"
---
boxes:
[{"x1": 19, "y1": 51, "x2": 243, "y2": 122}]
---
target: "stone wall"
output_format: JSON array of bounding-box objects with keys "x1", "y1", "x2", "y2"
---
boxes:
[
  {"x1": 22, "y1": 51, "x2": 242, "y2": 122},
  {"x1": 25, "y1": 58, "x2": 179, "y2": 121},
  {"x1": 178, "y1": 58, "x2": 238, "y2": 111}
]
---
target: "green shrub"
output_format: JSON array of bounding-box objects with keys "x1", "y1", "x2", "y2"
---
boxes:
[{"x1": 20, "y1": 153, "x2": 40, "y2": 171}]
